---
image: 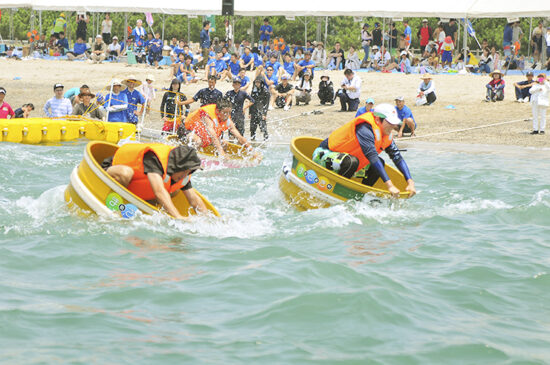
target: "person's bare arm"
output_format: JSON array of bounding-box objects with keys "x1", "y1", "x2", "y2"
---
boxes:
[
  {"x1": 147, "y1": 173, "x2": 186, "y2": 219},
  {"x1": 228, "y1": 123, "x2": 250, "y2": 148},
  {"x1": 202, "y1": 116, "x2": 226, "y2": 157},
  {"x1": 182, "y1": 189, "x2": 208, "y2": 213}
]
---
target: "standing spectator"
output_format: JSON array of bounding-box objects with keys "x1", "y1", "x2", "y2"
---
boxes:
[
  {"x1": 181, "y1": 75, "x2": 223, "y2": 107},
  {"x1": 161, "y1": 79, "x2": 189, "y2": 131},
  {"x1": 273, "y1": 74, "x2": 294, "y2": 111},
  {"x1": 441, "y1": 36, "x2": 454, "y2": 67},
  {"x1": 388, "y1": 23, "x2": 398, "y2": 55},
  {"x1": 361, "y1": 24, "x2": 373, "y2": 67},
  {"x1": 328, "y1": 42, "x2": 345, "y2": 70},
  {"x1": 132, "y1": 19, "x2": 147, "y2": 49},
  {"x1": 295, "y1": 71, "x2": 312, "y2": 106},
  {"x1": 312, "y1": 42, "x2": 327, "y2": 68},
  {"x1": 395, "y1": 96, "x2": 416, "y2": 137},
  {"x1": 107, "y1": 36, "x2": 121, "y2": 61},
  {"x1": 13, "y1": 103, "x2": 35, "y2": 119},
  {"x1": 72, "y1": 91, "x2": 104, "y2": 120},
  {"x1": 443, "y1": 19, "x2": 458, "y2": 45},
  {"x1": 52, "y1": 13, "x2": 67, "y2": 39},
  {"x1": 355, "y1": 97, "x2": 375, "y2": 117},
  {"x1": 403, "y1": 19, "x2": 412, "y2": 51},
  {"x1": 485, "y1": 70, "x2": 505, "y2": 102},
  {"x1": 531, "y1": 21, "x2": 544, "y2": 66},
  {"x1": 434, "y1": 23, "x2": 445, "y2": 53},
  {"x1": 297, "y1": 52, "x2": 316, "y2": 78},
  {"x1": 198, "y1": 21, "x2": 211, "y2": 69},
  {"x1": 529, "y1": 74, "x2": 550, "y2": 134},
  {"x1": 76, "y1": 13, "x2": 89, "y2": 42},
  {"x1": 345, "y1": 46, "x2": 361, "y2": 70},
  {"x1": 224, "y1": 19, "x2": 233, "y2": 43},
  {"x1": 140, "y1": 74, "x2": 156, "y2": 113},
  {"x1": 249, "y1": 77, "x2": 270, "y2": 141},
  {"x1": 417, "y1": 19, "x2": 432, "y2": 54},
  {"x1": 417, "y1": 75, "x2": 436, "y2": 105},
  {"x1": 372, "y1": 22, "x2": 382, "y2": 47},
  {"x1": 44, "y1": 83, "x2": 72, "y2": 118},
  {"x1": 122, "y1": 76, "x2": 146, "y2": 125},
  {"x1": 225, "y1": 79, "x2": 255, "y2": 136},
  {"x1": 90, "y1": 35, "x2": 107, "y2": 63},
  {"x1": 502, "y1": 21, "x2": 514, "y2": 58},
  {"x1": 512, "y1": 21, "x2": 523, "y2": 47},
  {"x1": 338, "y1": 69, "x2": 361, "y2": 112},
  {"x1": 259, "y1": 18, "x2": 273, "y2": 43},
  {"x1": 101, "y1": 13, "x2": 113, "y2": 44},
  {"x1": 104, "y1": 80, "x2": 128, "y2": 123},
  {"x1": 147, "y1": 32, "x2": 163, "y2": 68},
  {"x1": 514, "y1": 71, "x2": 535, "y2": 102},
  {"x1": 0, "y1": 87, "x2": 15, "y2": 119}
]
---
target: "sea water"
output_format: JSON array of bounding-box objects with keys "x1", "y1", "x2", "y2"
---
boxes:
[{"x1": 1, "y1": 142, "x2": 549, "y2": 364}]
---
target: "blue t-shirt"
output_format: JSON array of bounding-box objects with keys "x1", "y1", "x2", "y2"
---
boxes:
[
  {"x1": 355, "y1": 106, "x2": 368, "y2": 118},
  {"x1": 396, "y1": 105, "x2": 416, "y2": 126},
  {"x1": 208, "y1": 59, "x2": 227, "y2": 73},
  {"x1": 259, "y1": 44, "x2": 270, "y2": 54},
  {"x1": 58, "y1": 38, "x2": 69, "y2": 51},
  {"x1": 404, "y1": 25, "x2": 412, "y2": 45},
  {"x1": 239, "y1": 75, "x2": 250, "y2": 88},
  {"x1": 241, "y1": 53, "x2": 253, "y2": 65},
  {"x1": 73, "y1": 42, "x2": 87, "y2": 55},
  {"x1": 221, "y1": 52, "x2": 231, "y2": 63},
  {"x1": 298, "y1": 59, "x2": 315, "y2": 76},
  {"x1": 150, "y1": 38, "x2": 162, "y2": 53},
  {"x1": 173, "y1": 46, "x2": 185, "y2": 56},
  {"x1": 132, "y1": 27, "x2": 146, "y2": 47},
  {"x1": 283, "y1": 61, "x2": 295, "y2": 76},
  {"x1": 200, "y1": 28, "x2": 211, "y2": 48},
  {"x1": 266, "y1": 73, "x2": 278, "y2": 87},
  {"x1": 229, "y1": 60, "x2": 240, "y2": 76},
  {"x1": 293, "y1": 46, "x2": 304, "y2": 56},
  {"x1": 260, "y1": 24, "x2": 273, "y2": 41},
  {"x1": 503, "y1": 24, "x2": 513, "y2": 45},
  {"x1": 64, "y1": 87, "x2": 80, "y2": 99},
  {"x1": 265, "y1": 60, "x2": 281, "y2": 75},
  {"x1": 280, "y1": 45, "x2": 290, "y2": 55},
  {"x1": 104, "y1": 92, "x2": 128, "y2": 123},
  {"x1": 122, "y1": 89, "x2": 146, "y2": 124},
  {"x1": 253, "y1": 53, "x2": 263, "y2": 67}
]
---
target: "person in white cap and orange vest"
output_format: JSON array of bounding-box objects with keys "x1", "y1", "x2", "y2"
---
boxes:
[{"x1": 313, "y1": 103, "x2": 416, "y2": 198}]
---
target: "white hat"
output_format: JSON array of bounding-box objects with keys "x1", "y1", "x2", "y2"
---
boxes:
[
  {"x1": 507, "y1": 17, "x2": 520, "y2": 23},
  {"x1": 96, "y1": 34, "x2": 102, "y2": 38},
  {"x1": 111, "y1": 79, "x2": 123, "y2": 86},
  {"x1": 400, "y1": 50, "x2": 408, "y2": 56},
  {"x1": 373, "y1": 103, "x2": 401, "y2": 125},
  {"x1": 145, "y1": 74, "x2": 155, "y2": 82}
]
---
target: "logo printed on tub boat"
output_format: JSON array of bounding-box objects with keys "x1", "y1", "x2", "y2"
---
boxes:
[
  {"x1": 296, "y1": 163, "x2": 306, "y2": 178},
  {"x1": 304, "y1": 169, "x2": 318, "y2": 184},
  {"x1": 105, "y1": 192, "x2": 138, "y2": 219},
  {"x1": 106, "y1": 192, "x2": 123, "y2": 211}
]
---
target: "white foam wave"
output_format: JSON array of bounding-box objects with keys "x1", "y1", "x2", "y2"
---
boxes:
[{"x1": 528, "y1": 190, "x2": 550, "y2": 208}]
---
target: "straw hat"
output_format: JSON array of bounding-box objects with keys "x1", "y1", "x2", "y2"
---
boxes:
[
  {"x1": 122, "y1": 75, "x2": 142, "y2": 87},
  {"x1": 489, "y1": 70, "x2": 503, "y2": 77},
  {"x1": 111, "y1": 79, "x2": 124, "y2": 87},
  {"x1": 145, "y1": 74, "x2": 155, "y2": 82},
  {"x1": 420, "y1": 74, "x2": 432, "y2": 80}
]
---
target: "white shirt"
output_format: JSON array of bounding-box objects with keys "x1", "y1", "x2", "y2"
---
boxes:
[
  {"x1": 101, "y1": 19, "x2": 112, "y2": 34},
  {"x1": 225, "y1": 24, "x2": 233, "y2": 42},
  {"x1": 530, "y1": 81, "x2": 550, "y2": 107},
  {"x1": 418, "y1": 80, "x2": 435, "y2": 94},
  {"x1": 341, "y1": 74, "x2": 361, "y2": 99},
  {"x1": 108, "y1": 43, "x2": 121, "y2": 53},
  {"x1": 312, "y1": 48, "x2": 326, "y2": 65},
  {"x1": 374, "y1": 51, "x2": 391, "y2": 67}
]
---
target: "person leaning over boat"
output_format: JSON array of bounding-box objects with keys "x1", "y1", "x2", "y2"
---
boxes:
[
  {"x1": 103, "y1": 144, "x2": 206, "y2": 219},
  {"x1": 313, "y1": 103, "x2": 416, "y2": 198},
  {"x1": 176, "y1": 98, "x2": 250, "y2": 158}
]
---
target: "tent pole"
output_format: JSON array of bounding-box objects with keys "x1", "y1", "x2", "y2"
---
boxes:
[
  {"x1": 39, "y1": 10, "x2": 42, "y2": 35},
  {"x1": 315, "y1": 17, "x2": 321, "y2": 42},
  {"x1": 304, "y1": 16, "x2": 307, "y2": 49},
  {"x1": 162, "y1": 14, "x2": 165, "y2": 42},
  {"x1": 527, "y1": 17, "x2": 532, "y2": 58},
  {"x1": 9, "y1": 8, "x2": 13, "y2": 40},
  {"x1": 30, "y1": 10, "x2": 35, "y2": 31},
  {"x1": 463, "y1": 17, "x2": 468, "y2": 66},
  {"x1": 187, "y1": 16, "x2": 190, "y2": 44},
  {"x1": 324, "y1": 16, "x2": 328, "y2": 46},
  {"x1": 124, "y1": 13, "x2": 128, "y2": 50},
  {"x1": 251, "y1": 16, "x2": 254, "y2": 45}
]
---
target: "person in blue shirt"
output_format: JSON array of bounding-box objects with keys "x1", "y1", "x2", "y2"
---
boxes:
[
  {"x1": 206, "y1": 51, "x2": 229, "y2": 80},
  {"x1": 148, "y1": 32, "x2": 163, "y2": 68},
  {"x1": 305, "y1": 41, "x2": 315, "y2": 54},
  {"x1": 403, "y1": 20, "x2": 412, "y2": 51},
  {"x1": 395, "y1": 96, "x2": 416, "y2": 137},
  {"x1": 502, "y1": 21, "x2": 514, "y2": 58},
  {"x1": 226, "y1": 53, "x2": 241, "y2": 80},
  {"x1": 282, "y1": 53, "x2": 297, "y2": 80},
  {"x1": 252, "y1": 47, "x2": 264, "y2": 69},
  {"x1": 221, "y1": 46, "x2": 231, "y2": 64},
  {"x1": 198, "y1": 21, "x2": 211, "y2": 68},
  {"x1": 264, "y1": 54, "x2": 282, "y2": 78},
  {"x1": 121, "y1": 76, "x2": 146, "y2": 125},
  {"x1": 67, "y1": 37, "x2": 88, "y2": 60},
  {"x1": 104, "y1": 80, "x2": 128, "y2": 123},
  {"x1": 180, "y1": 75, "x2": 223, "y2": 107},
  {"x1": 258, "y1": 40, "x2": 270, "y2": 56},
  {"x1": 259, "y1": 18, "x2": 273, "y2": 42},
  {"x1": 57, "y1": 32, "x2": 69, "y2": 55},
  {"x1": 355, "y1": 98, "x2": 375, "y2": 117},
  {"x1": 132, "y1": 19, "x2": 147, "y2": 48},
  {"x1": 237, "y1": 68, "x2": 251, "y2": 92},
  {"x1": 296, "y1": 52, "x2": 315, "y2": 79},
  {"x1": 240, "y1": 47, "x2": 254, "y2": 70},
  {"x1": 171, "y1": 40, "x2": 185, "y2": 62}
]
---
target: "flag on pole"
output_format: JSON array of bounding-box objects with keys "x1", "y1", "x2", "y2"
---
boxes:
[
  {"x1": 145, "y1": 12, "x2": 154, "y2": 27},
  {"x1": 462, "y1": 18, "x2": 475, "y2": 37}
]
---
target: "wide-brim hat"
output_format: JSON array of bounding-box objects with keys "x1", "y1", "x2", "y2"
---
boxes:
[
  {"x1": 320, "y1": 75, "x2": 330, "y2": 81},
  {"x1": 489, "y1": 70, "x2": 503, "y2": 77},
  {"x1": 145, "y1": 74, "x2": 155, "y2": 82},
  {"x1": 420, "y1": 74, "x2": 432, "y2": 80},
  {"x1": 111, "y1": 79, "x2": 124, "y2": 87},
  {"x1": 122, "y1": 75, "x2": 142, "y2": 87},
  {"x1": 78, "y1": 91, "x2": 95, "y2": 98}
]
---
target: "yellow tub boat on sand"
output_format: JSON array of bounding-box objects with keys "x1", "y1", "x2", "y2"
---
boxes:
[
  {"x1": 279, "y1": 137, "x2": 411, "y2": 211},
  {"x1": 0, "y1": 117, "x2": 135, "y2": 145},
  {"x1": 64, "y1": 141, "x2": 220, "y2": 219}
]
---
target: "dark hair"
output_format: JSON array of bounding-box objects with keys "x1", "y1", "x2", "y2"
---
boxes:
[
  {"x1": 263, "y1": 18, "x2": 269, "y2": 22},
  {"x1": 344, "y1": 69, "x2": 354, "y2": 76},
  {"x1": 216, "y1": 98, "x2": 232, "y2": 110},
  {"x1": 184, "y1": 55, "x2": 192, "y2": 61},
  {"x1": 59, "y1": 32, "x2": 65, "y2": 36},
  {"x1": 203, "y1": 21, "x2": 210, "y2": 27},
  {"x1": 24, "y1": 103, "x2": 35, "y2": 110},
  {"x1": 239, "y1": 67, "x2": 245, "y2": 72},
  {"x1": 208, "y1": 75, "x2": 217, "y2": 81},
  {"x1": 81, "y1": 84, "x2": 90, "y2": 89},
  {"x1": 169, "y1": 78, "x2": 181, "y2": 92}
]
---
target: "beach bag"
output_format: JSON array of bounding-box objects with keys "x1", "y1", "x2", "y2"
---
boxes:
[{"x1": 415, "y1": 94, "x2": 427, "y2": 106}]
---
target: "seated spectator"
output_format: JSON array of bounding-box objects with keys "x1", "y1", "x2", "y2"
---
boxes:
[
  {"x1": 345, "y1": 46, "x2": 361, "y2": 70},
  {"x1": 337, "y1": 69, "x2": 361, "y2": 112},
  {"x1": 107, "y1": 36, "x2": 121, "y2": 61},
  {"x1": 34, "y1": 34, "x2": 48, "y2": 55},
  {"x1": 90, "y1": 35, "x2": 107, "y2": 64},
  {"x1": 327, "y1": 42, "x2": 345, "y2": 70},
  {"x1": 296, "y1": 52, "x2": 316, "y2": 79},
  {"x1": 237, "y1": 68, "x2": 251, "y2": 92},
  {"x1": 317, "y1": 75, "x2": 334, "y2": 105},
  {"x1": 227, "y1": 53, "x2": 241, "y2": 79},
  {"x1": 221, "y1": 46, "x2": 231, "y2": 64},
  {"x1": 147, "y1": 32, "x2": 163, "y2": 68},
  {"x1": 294, "y1": 48, "x2": 305, "y2": 61},
  {"x1": 44, "y1": 83, "x2": 72, "y2": 118},
  {"x1": 417, "y1": 75, "x2": 436, "y2": 106},
  {"x1": 355, "y1": 97, "x2": 375, "y2": 117},
  {"x1": 67, "y1": 37, "x2": 88, "y2": 60},
  {"x1": 104, "y1": 79, "x2": 128, "y2": 122},
  {"x1": 373, "y1": 45, "x2": 391, "y2": 71},
  {"x1": 273, "y1": 74, "x2": 294, "y2": 111},
  {"x1": 295, "y1": 71, "x2": 313, "y2": 106},
  {"x1": 65, "y1": 84, "x2": 90, "y2": 106},
  {"x1": 72, "y1": 91, "x2": 104, "y2": 120},
  {"x1": 14, "y1": 103, "x2": 35, "y2": 118},
  {"x1": 258, "y1": 39, "x2": 270, "y2": 56},
  {"x1": 170, "y1": 40, "x2": 185, "y2": 62},
  {"x1": 428, "y1": 49, "x2": 440, "y2": 69},
  {"x1": 282, "y1": 53, "x2": 298, "y2": 80},
  {"x1": 485, "y1": 70, "x2": 505, "y2": 102},
  {"x1": 252, "y1": 47, "x2": 264, "y2": 69},
  {"x1": 514, "y1": 71, "x2": 535, "y2": 103},
  {"x1": 57, "y1": 32, "x2": 69, "y2": 55},
  {"x1": 0, "y1": 87, "x2": 15, "y2": 119},
  {"x1": 388, "y1": 51, "x2": 412, "y2": 73},
  {"x1": 263, "y1": 54, "x2": 282, "y2": 77},
  {"x1": 240, "y1": 47, "x2": 254, "y2": 71},
  {"x1": 395, "y1": 96, "x2": 416, "y2": 137},
  {"x1": 312, "y1": 42, "x2": 327, "y2": 68},
  {"x1": 206, "y1": 51, "x2": 229, "y2": 80},
  {"x1": 180, "y1": 57, "x2": 198, "y2": 84}
]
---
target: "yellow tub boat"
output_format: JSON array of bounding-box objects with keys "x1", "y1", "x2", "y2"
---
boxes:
[
  {"x1": 279, "y1": 137, "x2": 411, "y2": 211},
  {"x1": 0, "y1": 117, "x2": 135, "y2": 145},
  {"x1": 64, "y1": 141, "x2": 220, "y2": 219}
]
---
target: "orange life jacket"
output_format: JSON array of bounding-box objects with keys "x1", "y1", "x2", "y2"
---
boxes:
[
  {"x1": 184, "y1": 104, "x2": 229, "y2": 147},
  {"x1": 327, "y1": 112, "x2": 393, "y2": 171},
  {"x1": 112, "y1": 143, "x2": 189, "y2": 201}
]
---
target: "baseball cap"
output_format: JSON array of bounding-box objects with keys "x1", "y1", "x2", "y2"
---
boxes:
[
  {"x1": 422, "y1": 19, "x2": 428, "y2": 22},
  {"x1": 526, "y1": 71, "x2": 534, "y2": 76},
  {"x1": 395, "y1": 96, "x2": 404, "y2": 101},
  {"x1": 372, "y1": 103, "x2": 401, "y2": 125},
  {"x1": 53, "y1": 83, "x2": 64, "y2": 90},
  {"x1": 0, "y1": 87, "x2": 6, "y2": 94},
  {"x1": 112, "y1": 36, "x2": 118, "y2": 40},
  {"x1": 232, "y1": 77, "x2": 241, "y2": 84},
  {"x1": 366, "y1": 97, "x2": 375, "y2": 104}
]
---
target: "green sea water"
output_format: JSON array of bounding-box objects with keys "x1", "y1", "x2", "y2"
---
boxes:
[{"x1": 1, "y1": 142, "x2": 549, "y2": 364}]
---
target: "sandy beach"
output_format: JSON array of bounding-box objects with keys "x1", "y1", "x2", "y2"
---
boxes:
[{"x1": 1, "y1": 58, "x2": 548, "y2": 149}]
